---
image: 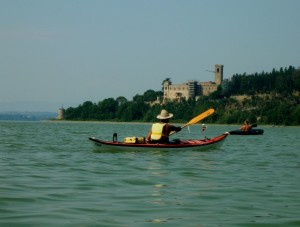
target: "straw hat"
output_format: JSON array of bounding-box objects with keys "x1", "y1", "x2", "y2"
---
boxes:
[{"x1": 157, "y1": 109, "x2": 173, "y2": 119}]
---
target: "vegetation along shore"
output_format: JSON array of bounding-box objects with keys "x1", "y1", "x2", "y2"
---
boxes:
[{"x1": 64, "y1": 66, "x2": 300, "y2": 126}]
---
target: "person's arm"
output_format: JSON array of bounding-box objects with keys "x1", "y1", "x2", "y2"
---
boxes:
[
  {"x1": 167, "y1": 124, "x2": 181, "y2": 133},
  {"x1": 146, "y1": 130, "x2": 152, "y2": 143}
]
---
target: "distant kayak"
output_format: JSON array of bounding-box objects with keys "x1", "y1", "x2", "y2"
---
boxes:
[
  {"x1": 229, "y1": 128, "x2": 264, "y2": 135},
  {"x1": 89, "y1": 133, "x2": 229, "y2": 151}
]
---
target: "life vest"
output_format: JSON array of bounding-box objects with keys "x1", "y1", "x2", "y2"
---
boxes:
[{"x1": 150, "y1": 123, "x2": 166, "y2": 140}]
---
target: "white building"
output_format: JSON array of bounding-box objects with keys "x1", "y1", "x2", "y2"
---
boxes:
[{"x1": 163, "y1": 64, "x2": 223, "y2": 102}]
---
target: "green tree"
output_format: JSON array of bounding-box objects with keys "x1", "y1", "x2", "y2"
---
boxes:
[
  {"x1": 98, "y1": 98, "x2": 118, "y2": 120},
  {"x1": 116, "y1": 96, "x2": 128, "y2": 106}
]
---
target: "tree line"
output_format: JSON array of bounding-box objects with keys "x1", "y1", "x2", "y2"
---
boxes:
[
  {"x1": 224, "y1": 65, "x2": 300, "y2": 97},
  {"x1": 65, "y1": 66, "x2": 300, "y2": 126}
]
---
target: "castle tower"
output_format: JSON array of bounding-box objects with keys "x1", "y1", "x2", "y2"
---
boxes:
[
  {"x1": 214, "y1": 64, "x2": 224, "y2": 85},
  {"x1": 56, "y1": 106, "x2": 65, "y2": 120},
  {"x1": 162, "y1": 78, "x2": 172, "y2": 101}
]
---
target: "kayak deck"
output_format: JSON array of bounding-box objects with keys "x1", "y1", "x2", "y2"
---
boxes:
[{"x1": 89, "y1": 133, "x2": 229, "y2": 151}]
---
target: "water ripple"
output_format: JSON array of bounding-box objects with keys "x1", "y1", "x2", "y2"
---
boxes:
[{"x1": 0, "y1": 122, "x2": 299, "y2": 226}]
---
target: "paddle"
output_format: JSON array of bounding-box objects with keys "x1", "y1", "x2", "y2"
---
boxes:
[
  {"x1": 169, "y1": 108, "x2": 215, "y2": 136},
  {"x1": 251, "y1": 123, "x2": 257, "y2": 128}
]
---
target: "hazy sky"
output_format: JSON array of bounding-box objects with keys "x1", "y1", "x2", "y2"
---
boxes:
[{"x1": 1, "y1": 0, "x2": 300, "y2": 111}]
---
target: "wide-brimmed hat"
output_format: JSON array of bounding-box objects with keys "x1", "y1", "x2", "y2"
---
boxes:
[{"x1": 157, "y1": 109, "x2": 173, "y2": 119}]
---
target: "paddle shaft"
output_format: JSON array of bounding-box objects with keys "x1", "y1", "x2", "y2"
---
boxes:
[{"x1": 169, "y1": 108, "x2": 215, "y2": 136}]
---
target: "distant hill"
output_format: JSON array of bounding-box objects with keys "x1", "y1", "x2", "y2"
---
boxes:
[{"x1": 0, "y1": 112, "x2": 57, "y2": 121}]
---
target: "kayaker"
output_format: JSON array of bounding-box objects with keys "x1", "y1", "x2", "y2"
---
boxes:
[
  {"x1": 146, "y1": 109, "x2": 181, "y2": 143},
  {"x1": 240, "y1": 120, "x2": 251, "y2": 132}
]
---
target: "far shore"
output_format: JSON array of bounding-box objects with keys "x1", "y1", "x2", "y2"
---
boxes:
[{"x1": 46, "y1": 119, "x2": 299, "y2": 127}]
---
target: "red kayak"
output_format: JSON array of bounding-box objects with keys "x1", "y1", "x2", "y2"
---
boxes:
[{"x1": 89, "y1": 132, "x2": 229, "y2": 151}]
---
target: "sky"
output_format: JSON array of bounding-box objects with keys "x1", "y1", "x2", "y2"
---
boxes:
[{"x1": 1, "y1": 0, "x2": 300, "y2": 112}]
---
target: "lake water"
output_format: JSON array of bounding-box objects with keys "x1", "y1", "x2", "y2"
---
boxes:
[{"x1": 1, "y1": 121, "x2": 299, "y2": 226}]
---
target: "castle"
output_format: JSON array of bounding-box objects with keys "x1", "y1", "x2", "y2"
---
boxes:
[{"x1": 163, "y1": 64, "x2": 223, "y2": 102}]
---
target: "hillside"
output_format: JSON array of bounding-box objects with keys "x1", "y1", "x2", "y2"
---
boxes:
[{"x1": 64, "y1": 66, "x2": 300, "y2": 126}]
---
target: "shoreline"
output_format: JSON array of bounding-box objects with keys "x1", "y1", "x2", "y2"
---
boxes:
[{"x1": 45, "y1": 120, "x2": 300, "y2": 127}]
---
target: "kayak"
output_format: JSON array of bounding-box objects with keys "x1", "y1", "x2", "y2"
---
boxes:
[
  {"x1": 229, "y1": 128, "x2": 264, "y2": 135},
  {"x1": 89, "y1": 133, "x2": 229, "y2": 151}
]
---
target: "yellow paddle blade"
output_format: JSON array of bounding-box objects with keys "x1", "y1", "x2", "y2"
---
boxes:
[{"x1": 185, "y1": 108, "x2": 215, "y2": 126}]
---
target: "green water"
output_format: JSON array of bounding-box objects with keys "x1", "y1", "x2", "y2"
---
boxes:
[{"x1": 1, "y1": 121, "x2": 299, "y2": 226}]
